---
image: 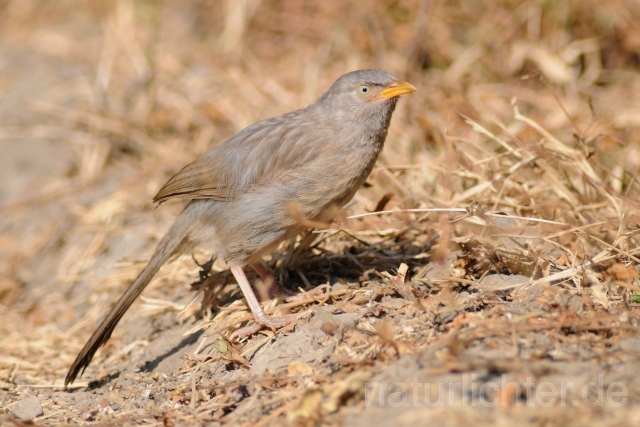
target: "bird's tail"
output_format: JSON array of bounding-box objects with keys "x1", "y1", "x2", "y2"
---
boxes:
[{"x1": 65, "y1": 216, "x2": 190, "y2": 385}]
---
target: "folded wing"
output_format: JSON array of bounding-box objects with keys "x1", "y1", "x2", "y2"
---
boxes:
[{"x1": 153, "y1": 109, "x2": 322, "y2": 204}]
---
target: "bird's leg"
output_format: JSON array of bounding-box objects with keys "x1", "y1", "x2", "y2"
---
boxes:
[
  {"x1": 252, "y1": 262, "x2": 327, "y2": 302},
  {"x1": 251, "y1": 262, "x2": 298, "y2": 301},
  {"x1": 251, "y1": 261, "x2": 271, "y2": 283},
  {"x1": 228, "y1": 261, "x2": 289, "y2": 328},
  {"x1": 250, "y1": 261, "x2": 279, "y2": 301}
]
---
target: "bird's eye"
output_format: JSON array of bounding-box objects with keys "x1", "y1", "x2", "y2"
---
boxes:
[{"x1": 357, "y1": 84, "x2": 371, "y2": 97}]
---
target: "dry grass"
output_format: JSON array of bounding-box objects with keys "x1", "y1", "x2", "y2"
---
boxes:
[{"x1": 2, "y1": 0, "x2": 640, "y2": 425}]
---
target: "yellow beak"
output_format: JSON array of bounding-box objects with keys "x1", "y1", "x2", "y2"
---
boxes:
[{"x1": 372, "y1": 81, "x2": 416, "y2": 101}]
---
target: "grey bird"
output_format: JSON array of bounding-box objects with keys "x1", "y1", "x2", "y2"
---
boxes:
[{"x1": 65, "y1": 69, "x2": 415, "y2": 385}]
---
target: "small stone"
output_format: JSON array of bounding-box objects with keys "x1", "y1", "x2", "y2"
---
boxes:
[{"x1": 11, "y1": 395, "x2": 43, "y2": 420}]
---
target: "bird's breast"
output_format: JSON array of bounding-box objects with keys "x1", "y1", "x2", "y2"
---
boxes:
[{"x1": 292, "y1": 139, "x2": 383, "y2": 222}]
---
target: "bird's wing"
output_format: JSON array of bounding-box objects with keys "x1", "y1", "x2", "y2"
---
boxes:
[{"x1": 153, "y1": 109, "x2": 324, "y2": 204}]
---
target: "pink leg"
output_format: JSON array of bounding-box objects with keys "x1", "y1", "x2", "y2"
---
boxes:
[
  {"x1": 251, "y1": 262, "x2": 327, "y2": 302},
  {"x1": 250, "y1": 262, "x2": 277, "y2": 302},
  {"x1": 228, "y1": 261, "x2": 288, "y2": 328},
  {"x1": 251, "y1": 262, "x2": 271, "y2": 282}
]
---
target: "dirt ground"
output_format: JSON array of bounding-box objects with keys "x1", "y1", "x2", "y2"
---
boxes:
[{"x1": 2, "y1": 1, "x2": 640, "y2": 426}]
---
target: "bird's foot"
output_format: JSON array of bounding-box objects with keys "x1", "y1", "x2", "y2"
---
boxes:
[
  {"x1": 283, "y1": 284, "x2": 330, "y2": 302},
  {"x1": 229, "y1": 323, "x2": 263, "y2": 340},
  {"x1": 252, "y1": 311, "x2": 290, "y2": 328},
  {"x1": 229, "y1": 311, "x2": 307, "y2": 340}
]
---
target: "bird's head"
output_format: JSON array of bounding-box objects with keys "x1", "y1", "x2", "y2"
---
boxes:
[{"x1": 316, "y1": 69, "x2": 415, "y2": 137}]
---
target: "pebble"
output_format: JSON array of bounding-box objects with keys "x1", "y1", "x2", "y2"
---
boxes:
[{"x1": 11, "y1": 395, "x2": 43, "y2": 420}]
